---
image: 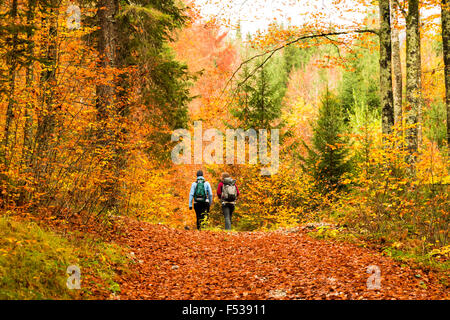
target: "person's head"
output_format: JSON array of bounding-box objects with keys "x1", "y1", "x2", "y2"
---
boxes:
[
  {"x1": 221, "y1": 172, "x2": 230, "y2": 181},
  {"x1": 196, "y1": 170, "x2": 203, "y2": 177}
]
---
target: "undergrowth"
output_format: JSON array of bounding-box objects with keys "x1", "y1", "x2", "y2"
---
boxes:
[{"x1": 0, "y1": 216, "x2": 130, "y2": 299}]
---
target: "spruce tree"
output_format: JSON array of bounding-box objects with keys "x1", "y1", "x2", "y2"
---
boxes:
[
  {"x1": 232, "y1": 58, "x2": 282, "y2": 130},
  {"x1": 338, "y1": 44, "x2": 380, "y2": 122},
  {"x1": 302, "y1": 91, "x2": 351, "y2": 193},
  {"x1": 115, "y1": 0, "x2": 193, "y2": 162}
]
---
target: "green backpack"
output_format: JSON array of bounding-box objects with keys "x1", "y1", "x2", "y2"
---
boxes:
[{"x1": 194, "y1": 178, "x2": 207, "y2": 203}]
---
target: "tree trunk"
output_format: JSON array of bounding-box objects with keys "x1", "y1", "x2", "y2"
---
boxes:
[
  {"x1": 22, "y1": 0, "x2": 36, "y2": 167},
  {"x1": 16, "y1": 0, "x2": 37, "y2": 207},
  {"x1": 1, "y1": 0, "x2": 19, "y2": 167},
  {"x1": 96, "y1": 0, "x2": 120, "y2": 211},
  {"x1": 405, "y1": 0, "x2": 422, "y2": 161},
  {"x1": 442, "y1": 0, "x2": 450, "y2": 146},
  {"x1": 391, "y1": 1, "x2": 403, "y2": 126},
  {"x1": 33, "y1": 1, "x2": 58, "y2": 176},
  {"x1": 379, "y1": 0, "x2": 395, "y2": 135},
  {"x1": 96, "y1": 0, "x2": 118, "y2": 119}
]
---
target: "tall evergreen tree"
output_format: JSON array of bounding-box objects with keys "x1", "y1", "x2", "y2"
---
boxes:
[
  {"x1": 338, "y1": 43, "x2": 380, "y2": 123},
  {"x1": 91, "y1": 0, "x2": 193, "y2": 210},
  {"x1": 232, "y1": 58, "x2": 283, "y2": 130},
  {"x1": 116, "y1": 0, "x2": 192, "y2": 161},
  {"x1": 301, "y1": 91, "x2": 351, "y2": 193}
]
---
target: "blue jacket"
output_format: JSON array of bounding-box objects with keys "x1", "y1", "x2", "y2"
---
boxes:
[{"x1": 189, "y1": 176, "x2": 213, "y2": 207}]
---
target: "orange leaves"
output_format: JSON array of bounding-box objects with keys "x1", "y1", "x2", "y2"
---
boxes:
[
  {"x1": 116, "y1": 218, "x2": 449, "y2": 300},
  {"x1": 171, "y1": 15, "x2": 238, "y2": 129},
  {"x1": 233, "y1": 164, "x2": 319, "y2": 231}
]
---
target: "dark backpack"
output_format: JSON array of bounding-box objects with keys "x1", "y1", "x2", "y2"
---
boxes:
[
  {"x1": 221, "y1": 178, "x2": 237, "y2": 202},
  {"x1": 194, "y1": 178, "x2": 207, "y2": 203}
]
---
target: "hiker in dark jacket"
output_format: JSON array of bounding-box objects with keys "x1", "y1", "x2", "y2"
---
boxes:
[
  {"x1": 217, "y1": 172, "x2": 239, "y2": 230},
  {"x1": 189, "y1": 170, "x2": 213, "y2": 230}
]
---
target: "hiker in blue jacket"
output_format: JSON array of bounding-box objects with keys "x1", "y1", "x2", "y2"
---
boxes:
[{"x1": 189, "y1": 170, "x2": 213, "y2": 230}]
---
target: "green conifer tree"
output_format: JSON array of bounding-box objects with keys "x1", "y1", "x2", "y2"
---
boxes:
[
  {"x1": 232, "y1": 58, "x2": 282, "y2": 130},
  {"x1": 301, "y1": 91, "x2": 351, "y2": 193}
]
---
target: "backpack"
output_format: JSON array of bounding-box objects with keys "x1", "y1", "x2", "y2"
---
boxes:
[
  {"x1": 221, "y1": 178, "x2": 237, "y2": 202},
  {"x1": 194, "y1": 178, "x2": 207, "y2": 203}
]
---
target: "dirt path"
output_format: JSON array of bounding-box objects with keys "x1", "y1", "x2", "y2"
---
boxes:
[{"x1": 115, "y1": 218, "x2": 448, "y2": 300}]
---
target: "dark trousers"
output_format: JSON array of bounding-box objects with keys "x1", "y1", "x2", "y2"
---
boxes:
[
  {"x1": 194, "y1": 202, "x2": 209, "y2": 230},
  {"x1": 222, "y1": 203, "x2": 235, "y2": 230}
]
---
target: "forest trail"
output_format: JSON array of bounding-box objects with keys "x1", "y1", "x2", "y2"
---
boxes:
[{"x1": 115, "y1": 218, "x2": 448, "y2": 300}]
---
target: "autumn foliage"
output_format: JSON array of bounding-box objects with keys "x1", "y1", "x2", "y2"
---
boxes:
[{"x1": 0, "y1": 0, "x2": 449, "y2": 300}]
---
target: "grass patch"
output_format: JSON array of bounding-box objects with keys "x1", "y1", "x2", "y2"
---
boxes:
[
  {"x1": 0, "y1": 216, "x2": 129, "y2": 299},
  {"x1": 381, "y1": 246, "x2": 450, "y2": 273},
  {"x1": 308, "y1": 225, "x2": 360, "y2": 243}
]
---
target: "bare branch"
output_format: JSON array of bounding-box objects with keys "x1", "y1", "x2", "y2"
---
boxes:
[
  {"x1": 223, "y1": 28, "x2": 379, "y2": 97},
  {"x1": 393, "y1": 0, "x2": 407, "y2": 17}
]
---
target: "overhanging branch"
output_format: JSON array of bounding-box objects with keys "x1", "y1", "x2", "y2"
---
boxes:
[{"x1": 223, "y1": 28, "x2": 379, "y2": 96}]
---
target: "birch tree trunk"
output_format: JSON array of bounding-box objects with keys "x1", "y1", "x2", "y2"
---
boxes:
[
  {"x1": 391, "y1": 1, "x2": 403, "y2": 126},
  {"x1": 379, "y1": 0, "x2": 395, "y2": 135},
  {"x1": 405, "y1": 0, "x2": 422, "y2": 161}
]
